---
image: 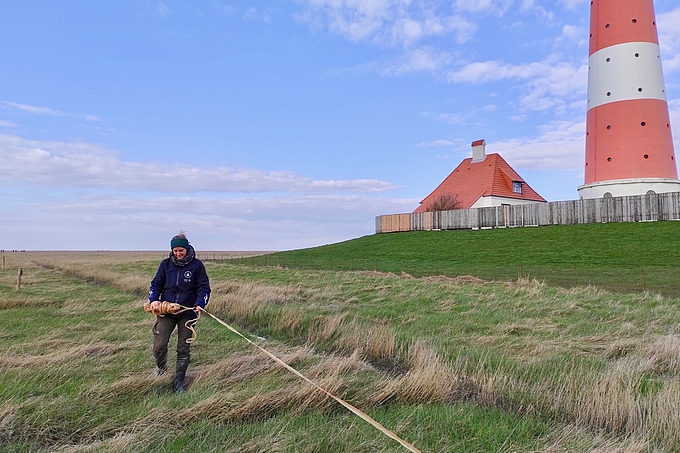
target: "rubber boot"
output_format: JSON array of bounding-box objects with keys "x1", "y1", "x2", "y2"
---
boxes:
[{"x1": 173, "y1": 357, "x2": 190, "y2": 393}]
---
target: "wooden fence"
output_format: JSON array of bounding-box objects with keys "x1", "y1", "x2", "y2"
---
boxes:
[{"x1": 376, "y1": 191, "x2": 680, "y2": 233}]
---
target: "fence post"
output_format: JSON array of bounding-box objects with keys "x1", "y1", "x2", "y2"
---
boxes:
[{"x1": 16, "y1": 267, "x2": 22, "y2": 291}]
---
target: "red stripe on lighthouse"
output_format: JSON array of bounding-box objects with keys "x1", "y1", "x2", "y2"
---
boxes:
[
  {"x1": 585, "y1": 99, "x2": 675, "y2": 182},
  {"x1": 582, "y1": 0, "x2": 678, "y2": 195},
  {"x1": 588, "y1": 0, "x2": 658, "y2": 54}
]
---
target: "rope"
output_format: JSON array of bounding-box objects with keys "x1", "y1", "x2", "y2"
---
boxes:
[
  {"x1": 144, "y1": 301, "x2": 199, "y2": 344},
  {"x1": 200, "y1": 308, "x2": 422, "y2": 453}
]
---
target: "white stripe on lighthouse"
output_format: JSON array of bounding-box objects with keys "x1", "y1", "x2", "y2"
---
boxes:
[{"x1": 587, "y1": 41, "x2": 667, "y2": 110}]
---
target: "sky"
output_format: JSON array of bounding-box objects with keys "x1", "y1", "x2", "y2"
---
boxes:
[{"x1": 1, "y1": 0, "x2": 680, "y2": 252}]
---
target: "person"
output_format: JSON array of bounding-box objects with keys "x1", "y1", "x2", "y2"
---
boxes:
[{"x1": 148, "y1": 231, "x2": 211, "y2": 392}]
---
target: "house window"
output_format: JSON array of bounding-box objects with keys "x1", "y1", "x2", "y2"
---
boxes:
[{"x1": 512, "y1": 181, "x2": 523, "y2": 194}]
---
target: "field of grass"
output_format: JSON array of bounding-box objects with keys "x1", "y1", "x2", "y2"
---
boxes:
[
  {"x1": 1, "y1": 223, "x2": 680, "y2": 452},
  {"x1": 228, "y1": 222, "x2": 680, "y2": 297}
]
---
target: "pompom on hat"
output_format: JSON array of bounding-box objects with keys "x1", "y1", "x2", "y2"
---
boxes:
[{"x1": 170, "y1": 231, "x2": 190, "y2": 250}]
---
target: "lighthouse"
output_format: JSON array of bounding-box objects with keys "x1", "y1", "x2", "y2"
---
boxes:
[{"x1": 578, "y1": 0, "x2": 680, "y2": 199}]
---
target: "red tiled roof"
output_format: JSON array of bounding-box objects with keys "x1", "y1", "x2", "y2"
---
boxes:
[{"x1": 414, "y1": 153, "x2": 546, "y2": 212}]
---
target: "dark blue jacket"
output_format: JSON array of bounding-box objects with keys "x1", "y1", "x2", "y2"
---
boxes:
[{"x1": 149, "y1": 255, "x2": 211, "y2": 318}]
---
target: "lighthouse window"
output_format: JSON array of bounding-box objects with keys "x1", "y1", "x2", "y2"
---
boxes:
[
  {"x1": 605, "y1": 24, "x2": 610, "y2": 28},
  {"x1": 635, "y1": 53, "x2": 639, "y2": 57},
  {"x1": 641, "y1": 122, "x2": 646, "y2": 126},
  {"x1": 512, "y1": 181, "x2": 523, "y2": 194},
  {"x1": 638, "y1": 87, "x2": 643, "y2": 92},
  {"x1": 607, "y1": 157, "x2": 612, "y2": 162},
  {"x1": 632, "y1": 19, "x2": 637, "y2": 24},
  {"x1": 606, "y1": 57, "x2": 611, "y2": 62},
  {"x1": 607, "y1": 92, "x2": 611, "y2": 96},
  {"x1": 607, "y1": 125, "x2": 612, "y2": 130},
  {"x1": 644, "y1": 154, "x2": 649, "y2": 159}
]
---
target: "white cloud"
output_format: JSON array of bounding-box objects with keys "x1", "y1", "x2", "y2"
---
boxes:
[
  {"x1": 380, "y1": 46, "x2": 454, "y2": 75},
  {"x1": 491, "y1": 118, "x2": 585, "y2": 171},
  {"x1": 156, "y1": 1, "x2": 173, "y2": 16},
  {"x1": 295, "y1": 0, "x2": 393, "y2": 42},
  {"x1": 658, "y1": 8, "x2": 680, "y2": 74},
  {"x1": 0, "y1": 132, "x2": 415, "y2": 250},
  {"x1": 0, "y1": 120, "x2": 18, "y2": 128},
  {"x1": 669, "y1": 98, "x2": 680, "y2": 160},
  {"x1": 415, "y1": 139, "x2": 456, "y2": 147},
  {"x1": 43, "y1": 193, "x2": 413, "y2": 223},
  {"x1": 448, "y1": 60, "x2": 541, "y2": 83},
  {"x1": 559, "y1": 0, "x2": 587, "y2": 11},
  {"x1": 389, "y1": 14, "x2": 475, "y2": 46},
  {"x1": 434, "y1": 113, "x2": 465, "y2": 125},
  {"x1": 243, "y1": 6, "x2": 258, "y2": 20},
  {"x1": 454, "y1": 0, "x2": 513, "y2": 16},
  {"x1": 555, "y1": 24, "x2": 587, "y2": 49},
  {"x1": 4, "y1": 101, "x2": 100, "y2": 121},
  {"x1": 0, "y1": 133, "x2": 395, "y2": 194},
  {"x1": 295, "y1": 0, "x2": 474, "y2": 46},
  {"x1": 1, "y1": 190, "x2": 417, "y2": 251},
  {"x1": 447, "y1": 57, "x2": 587, "y2": 112}
]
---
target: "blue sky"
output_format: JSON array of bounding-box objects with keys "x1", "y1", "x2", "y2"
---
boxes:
[{"x1": 2, "y1": 0, "x2": 679, "y2": 251}]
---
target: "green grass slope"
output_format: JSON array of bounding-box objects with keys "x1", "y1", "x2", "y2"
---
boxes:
[{"x1": 237, "y1": 221, "x2": 680, "y2": 296}]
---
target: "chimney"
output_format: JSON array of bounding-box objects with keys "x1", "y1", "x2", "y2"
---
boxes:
[{"x1": 471, "y1": 139, "x2": 486, "y2": 163}]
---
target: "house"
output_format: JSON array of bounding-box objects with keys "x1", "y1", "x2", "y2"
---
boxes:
[{"x1": 414, "y1": 139, "x2": 547, "y2": 213}]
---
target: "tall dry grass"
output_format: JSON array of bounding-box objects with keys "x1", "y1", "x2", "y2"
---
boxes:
[{"x1": 5, "y1": 253, "x2": 680, "y2": 452}]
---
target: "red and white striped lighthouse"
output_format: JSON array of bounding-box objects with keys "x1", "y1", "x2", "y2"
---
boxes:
[{"x1": 578, "y1": 0, "x2": 680, "y2": 199}]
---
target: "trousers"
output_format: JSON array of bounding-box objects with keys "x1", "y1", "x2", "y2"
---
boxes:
[{"x1": 152, "y1": 315, "x2": 195, "y2": 369}]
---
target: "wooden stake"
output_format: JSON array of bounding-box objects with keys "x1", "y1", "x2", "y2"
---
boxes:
[{"x1": 16, "y1": 267, "x2": 23, "y2": 291}]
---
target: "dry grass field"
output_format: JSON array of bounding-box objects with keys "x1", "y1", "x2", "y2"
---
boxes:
[{"x1": 1, "y1": 250, "x2": 679, "y2": 452}]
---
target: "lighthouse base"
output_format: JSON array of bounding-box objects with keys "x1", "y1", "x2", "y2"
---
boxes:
[{"x1": 578, "y1": 178, "x2": 680, "y2": 199}]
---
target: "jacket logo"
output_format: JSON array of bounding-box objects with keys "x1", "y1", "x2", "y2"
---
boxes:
[{"x1": 184, "y1": 271, "x2": 192, "y2": 280}]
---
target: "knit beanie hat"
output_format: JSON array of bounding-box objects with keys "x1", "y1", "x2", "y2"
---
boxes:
[{"x1": 170, "y1": 231, "x2": 190, "y2": 250}]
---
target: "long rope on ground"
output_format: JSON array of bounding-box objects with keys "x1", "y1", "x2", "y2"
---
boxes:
[{"x1": 200, "y1": 307, "x2": 422, "y2": 453}]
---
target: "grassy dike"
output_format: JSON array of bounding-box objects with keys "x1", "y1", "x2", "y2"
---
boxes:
[
  {"x1": 1, "y1": 227, "x2": 679, "y2": 451},
  {"x1": 238, "y1": 222, "x2": 680, "y2": 296}
]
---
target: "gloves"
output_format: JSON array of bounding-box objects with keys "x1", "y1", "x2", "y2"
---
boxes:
[{"x1": 148, "y1": 300, "x2": 162, "y2": 315}]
